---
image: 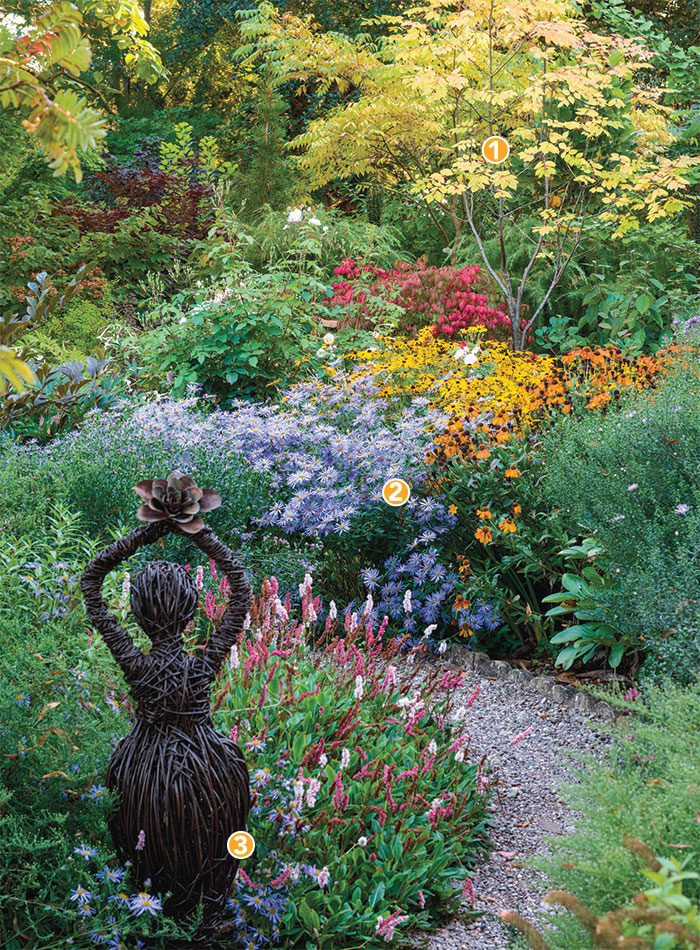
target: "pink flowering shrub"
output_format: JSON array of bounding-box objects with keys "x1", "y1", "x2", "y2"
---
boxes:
[
  {"x1": 325, "y1": 258, "x2": 511, "y2": 341},
  {"x1": 197, "y1": 566, "x2": 492, "y2": 948}
]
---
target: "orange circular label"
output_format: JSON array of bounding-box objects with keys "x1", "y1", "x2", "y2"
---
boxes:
[
  {"x1": 227, "y1": 831, "x2": 255, "y2": 859},
  {"x1": 382, "y1": 479, "x2": 411, "y2": 507},
  {"x1": 481, "y1": 136, "x2": 510, "y2": 165}
]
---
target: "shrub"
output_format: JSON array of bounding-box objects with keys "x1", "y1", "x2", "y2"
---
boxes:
[
  {"x1": 139, "y1": 272, "x2": 319, "y2": 401},
  {"x1": 540, "y1": 359, "x2": 700, "y2": 682},
  {"x1": 325, "y1": 258, "x2": 510, "y2": 339},
  {"x1": 528, "y1": 683, "x2": 700, "y2": 949}
]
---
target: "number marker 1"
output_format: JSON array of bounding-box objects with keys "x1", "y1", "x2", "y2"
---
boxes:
[
  {"x1": 481, "y1": 135, "x2": 510, "y2": 165},
  {"x1": 382, "y1": 479, "x2": 411, "y2": 507}
]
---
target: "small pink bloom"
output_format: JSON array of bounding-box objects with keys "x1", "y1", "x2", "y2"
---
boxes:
[
  {"x1": 135, "y1": 829, "x2": 145, "y2": 851},
  {"x1": 418, "y1": 890, "x2": 425, "y2": 909},
  {"x1": 466, "y1": 684, "x2": 480, "y2": 707},
  {"x1": 508, "y1": 726, "x2": 533, "y2": 747}
]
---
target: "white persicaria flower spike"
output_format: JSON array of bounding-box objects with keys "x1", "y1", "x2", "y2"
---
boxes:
[
  {"x1": 350, "y1": 611, "x2": 358, "y2": 631},
  {"x1": 275, "y1": 598, "x2": 288, "y2": 622},
  {"x1": 423, "y1": 624, "x2": 437, "y2": 638},
  {"x1": 438, "y1": 641, "x2": 448, "y2": 654},
  {"x1": 230, "y1": 645, "x2": 239, "y2": 669},
  {"x1": 340, "y1": 747, "x2": 350, "y2": 769},
  {"x1": 307, "y1": 603, "x2": 317, "y2": 622},
  {"x1": 358, "y1": 836, "x2": 368, "y2": 848},
  {"x1": 403, "y1": 590, "x2": 412, "y2": 613},
  {"x1": 121, "y1": 572, "x2": 130, "y2": 599},
  {"x1": 329, "y1": 600, "x2": 337, "y2": 620},
  {"x1": 427, "y1": 739, "x2": 438, "y2": 755},
  {"x1": 362, "y1": 594, "x2": 373, "y2": 617},
  {"x1": 318, "y1": 754, "x2": 328, "y2": 768},
  {"x1": 354, "y1": 675, "x2": 364, "y2": 700},
  {"x1": 243, "y1": 612, "x2": 252, "y2": 630},
  {"x1": 455, "y1": 748, "x2": 465, "y2": 763}
]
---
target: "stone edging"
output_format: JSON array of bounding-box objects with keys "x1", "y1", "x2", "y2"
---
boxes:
[{"x1": 447, "y1": 644, "x2": 621, "y2": 724}]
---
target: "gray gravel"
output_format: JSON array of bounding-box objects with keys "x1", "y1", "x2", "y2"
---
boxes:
[{"x1": 410, "y1": 661, "x2": 609, "y2": 949}]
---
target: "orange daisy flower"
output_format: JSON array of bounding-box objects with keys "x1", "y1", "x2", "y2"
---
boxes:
[
  {"x1": 504, "y1": 467, "x2": 521, "y2": 478},
  {"x1": 499, "y1": 517, "x2": 516, "y2": 533},
  {"x1": 476, "y1": 507, "x2": 492, "y2": 520},
  {"x1": 475, "y1": 526, "x2": 493, "y2": 544}
]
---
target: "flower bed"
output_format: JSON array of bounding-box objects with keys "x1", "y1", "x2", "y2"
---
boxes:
[{"x1": 0, "y1": 538, "x2": 491, "y2": 948}]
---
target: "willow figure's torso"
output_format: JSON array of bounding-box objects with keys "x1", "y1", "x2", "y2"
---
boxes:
[{"x1": 107, "y1": 645, "x2": 250, "y2": 920}]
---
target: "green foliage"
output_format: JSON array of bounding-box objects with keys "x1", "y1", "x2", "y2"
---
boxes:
[
  {"x1": 541, "y1": 359, "x2": 700, "y2": 682},
  {"x1": 140, "y1": 272, "x2": 319, "y2": 400},
  {"x1": 0, "y1": 408, "x2": 271, "y2": 553},
  {"x1": 0, "y1": 0, "x2": 163, "y2": 180},
  {"x1": 543, "y1": 539, "x2": 631, "y2": 669},
  {"x1": 532, "y1": 682, "x2": 700, "y2": 949},
  {"x1": 236, "y1": 68, "x2": 295, "y2": 212},
  {"x1": 235, "y1": 205, "x2": 403, "y2": 277},
  {"x1": 436, "y1": 438, "x2": 573, "y2": 655}
]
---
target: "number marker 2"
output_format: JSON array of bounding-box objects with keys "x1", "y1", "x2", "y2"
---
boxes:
[{"x1": 382, "y1": 479, "x2": 411, "y2": 507}]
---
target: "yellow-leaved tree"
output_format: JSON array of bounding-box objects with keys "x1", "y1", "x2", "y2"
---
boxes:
[{"x1": 239, "y1": 0, "x2": 699, "y2": 349}]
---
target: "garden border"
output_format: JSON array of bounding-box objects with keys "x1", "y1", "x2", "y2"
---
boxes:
[{"x1": 446, "y1": 644, "x2": 622, "y2": 724}]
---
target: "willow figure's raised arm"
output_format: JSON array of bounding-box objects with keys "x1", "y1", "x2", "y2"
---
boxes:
[
  {"x1": 80, "y1": 521, "x2": 167, "y2": 680},
  {"x1": 188, "y1": 525, "x2": 253, "y2": 680}
]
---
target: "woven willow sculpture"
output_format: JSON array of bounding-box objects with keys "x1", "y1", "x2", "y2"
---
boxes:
[{"x1": 80, "y1": 473, "x2": 253, "y2": 946}]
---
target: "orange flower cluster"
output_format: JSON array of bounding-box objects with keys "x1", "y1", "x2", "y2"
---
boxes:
[{"x1": 428, "y1": 343, "x2": 693, "y2": 467}]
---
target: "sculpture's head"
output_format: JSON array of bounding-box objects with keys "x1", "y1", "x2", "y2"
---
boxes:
[{"x1": 130, "y1": 561, "x2": 198, "y2": 642}]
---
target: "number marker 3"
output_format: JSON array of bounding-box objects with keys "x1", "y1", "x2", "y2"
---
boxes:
[
  {"x1": 382, "y1": 479, "x2": 411, "y2": 507},
  {"x1": 481, "y1": 135, "x2": 510, "y2": 165},
  {"x1": 227, "y1": 831, "x2": 255, "y2": 859}
]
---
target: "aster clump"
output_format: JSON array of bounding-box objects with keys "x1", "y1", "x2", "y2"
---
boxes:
[{"x1": 134, "y1": 471, "x2": 221, "y2": 534}]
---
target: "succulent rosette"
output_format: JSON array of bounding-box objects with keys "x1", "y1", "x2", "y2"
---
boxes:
[{"x1": 134, "y1": 471, "x2": 221, "y2": 534}]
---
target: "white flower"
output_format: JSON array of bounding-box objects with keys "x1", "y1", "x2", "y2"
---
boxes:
[
  {"x1": 323, "y1": 225, "x2": 329, "y2": 233},
  {"x1": 309, "y1": 216, "x2": 321, "y2": 226},
  {"x1": 307, "y1": 603, "x2": 317, "y2": 622},
  {"x1": 403, "y1": 590, "x2": 412, "y2": 613},
  {"x1": 340, "y1": 747, "x2": 350, "y2": 769},
  {"x1": 362, "y1": 594, "x2": 373, "y2": 617},
  {"x1": 179, "y1": 316, "x2": 187, "y2": 325},
  {"x1": 423, "y1": 624, "x2": 437, "y2": 638},
  {"x1": 357, "y1": 836, "x2": 368, "y2": 848},
  {"x1": 318, "y1": 754, "x2": 328, "y2": 768},
  {"x1": 427, "y1": 740, "x2": 437, "y2": 755},
  {"x1": 329, "y1": 600, "x2": 337, "y2": 620},
  {"x1": 354, "y1": 675, "x2": 364, "y2": 700},
  {"x1": 453, "y1": 345, "x2": 480, "y2": 366},
  {"x1": 323, "y1": 333, "x2": 335, "y2": 346},
  {"x1": 230, "y1": 645, "x2": 239, "y2": 669},
  {"x1": 287, "y1": 208, "x2": 303, "y2": 223},
  {"x1": 438, "y1": 641, "x2": 448, "y2": 654},
  {"x1": 317, "y1": 348, "x2": 327, "y2": 357},
  {"x1": 455, "y1": 748, "x2": 465, "y2": 762}
]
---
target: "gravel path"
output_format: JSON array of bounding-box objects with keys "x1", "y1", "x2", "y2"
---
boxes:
[{"x1": 412, "y1": 661, "x2": 609, "y2": 949}]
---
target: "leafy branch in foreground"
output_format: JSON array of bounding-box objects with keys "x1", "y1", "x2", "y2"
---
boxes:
[{"x1": 0, "y1": 0, "x2": 163, "y2": 180}]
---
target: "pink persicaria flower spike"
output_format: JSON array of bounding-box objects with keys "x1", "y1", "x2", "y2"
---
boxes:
[
  {"x1": 135, "y1": 829, "x2": 146, "y2": 851},
  {"x1": 509, "y1": 725, "x2": 533, "y2": 747}
]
